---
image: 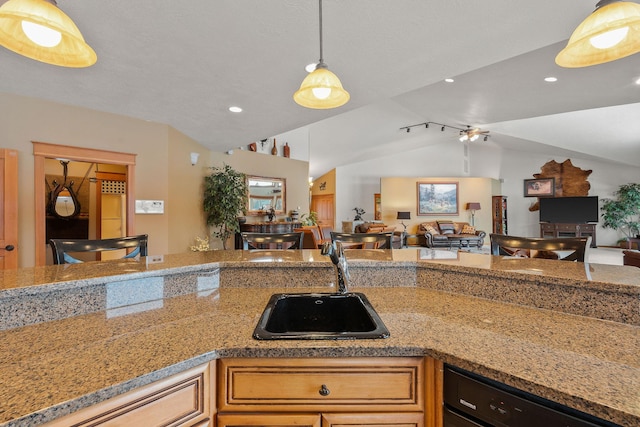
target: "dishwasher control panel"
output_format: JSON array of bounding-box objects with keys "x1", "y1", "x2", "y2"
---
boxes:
[{"x1": 443, "y1": 365, "x2": 616, "y2": 427}]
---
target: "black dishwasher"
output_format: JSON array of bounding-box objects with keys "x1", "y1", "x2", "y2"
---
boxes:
[{"x1": 443, "y1": 365, "x2": 620, "y2": 427}]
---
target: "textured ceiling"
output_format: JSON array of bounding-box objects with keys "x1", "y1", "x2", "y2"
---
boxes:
[{"x1": 1, "y1": 0, "x2": 638, "y2": 177}]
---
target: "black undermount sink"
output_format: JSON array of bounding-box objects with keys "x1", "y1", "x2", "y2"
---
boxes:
[{"x1": 253, "y1": 292, "x2": 390, "y2": 340}]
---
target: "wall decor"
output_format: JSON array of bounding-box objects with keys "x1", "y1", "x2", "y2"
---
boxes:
[
  {"x1": 524, "y1": 178, "x2": 555, "y2": 197},
  {"x1": 528, "y1": 159, "x2": 592, "y2": 212},
  {"x1": 417, "y1": 182, "x2": 459, "y2": 215}
]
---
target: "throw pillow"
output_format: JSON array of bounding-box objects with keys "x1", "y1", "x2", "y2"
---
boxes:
[
  {"x1": 437, "y1": 221, "x2": 455, "y2": 235},
  {"x1": 424, "y1": 225, "x2": 438, "y2": 235},
  {"x1": 461, "y1": 225, "x2": 476, "y2": 234}
]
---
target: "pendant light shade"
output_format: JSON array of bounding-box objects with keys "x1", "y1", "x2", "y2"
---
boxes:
[
  {"x1": 556, "y1": 0, "x2": 640, "y2": 67},
  {"x1": 294, "y1": 63, "x2": 350, "y2": 109},
  {"x1": 0, "y1": 0, "x2": 96, "y2": 67},
  {"x1": 293, "y1": 0, "x2": 349, "y2": 109}
]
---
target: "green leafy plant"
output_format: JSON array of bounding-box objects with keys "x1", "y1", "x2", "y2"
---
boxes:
[
  {"x1": 300, "y1": 211, "x2": 318, "y2": 226},
  {"x1": 601, "y1": 183, "x2": 640, "y2": 240},
  {"x1": 203, "y1": 164, "x2": 248, "y2": 249}
]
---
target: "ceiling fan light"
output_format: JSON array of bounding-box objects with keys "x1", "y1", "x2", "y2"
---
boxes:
[
  {"x1": 0, "y1": 0, "x2": 96, "y2": 67},
  {"x1": 294, "y1": 66, "x2": 350, "y2": 109},
  {"x1": 556, "y1": 1, "x2": 640, "y2": 67}
]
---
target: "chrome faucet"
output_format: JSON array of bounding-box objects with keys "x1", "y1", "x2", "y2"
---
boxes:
[{"x1": 321, "y1": 241, "x2": 350, "y2": 294}]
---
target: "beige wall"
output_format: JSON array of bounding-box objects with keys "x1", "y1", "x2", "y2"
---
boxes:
[
  {"x1": 1, "y1": 93, "x2": 310, "y2": 266},
  {"x1": 311, "y1": 169, "x2": 336, "y2": 196},
  {"x1": 380, "y1": 177, "x2": 498, "y2": 235}
]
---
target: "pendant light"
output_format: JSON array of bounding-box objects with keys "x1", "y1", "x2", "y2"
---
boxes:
[
  {"x1": 556, "y1": 0, "x2": 640, "y2": 67},
  {"x1": 293, "y1": 0, "x2": 350, "y2": 109},
  {"x1": 0, "y1": 0, "x2": 96, "y2": 67}
]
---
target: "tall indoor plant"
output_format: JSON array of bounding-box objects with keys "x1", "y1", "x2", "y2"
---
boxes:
[
  {"x1": 203, "y1": 164, "x2": 248, "y2": 249},
  {"x1": 600, "y1": 183, "x2": 640, "y2": 242}
]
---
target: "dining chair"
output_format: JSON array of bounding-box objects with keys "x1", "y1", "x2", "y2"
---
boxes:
[
  {"x1": 330, "y1": 232, "x2": 392, "y2": 249},
  {"x1": 49, "y1": 234, "x2": 149, "y2": 264},
  {"x1": 241, "y1": 232, "x2": 304, "y2": 250},
  {"x1": 318, "y1": 224, "x2": 334, "y2": 243},
  {"x1": 294, "y1": 228, "x2": 321, "y2": 249},
  {"x1": 489, "y1": 234, "x2": 591, "y2": 262}
]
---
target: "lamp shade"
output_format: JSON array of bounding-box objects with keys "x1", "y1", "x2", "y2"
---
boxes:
[
  {"x1": 0, "y1": 0, "x2": 96, "y2": 67},
  {"x1": 293, "y1": 64, "x2": 350, "y2": 109},
  {"x1": 556, "y1": 1, "x2": 640, "y2": 67},
  {"x1": 396, "y1": 211, "x2": 411, "y2": 220},
  {"x1": 466, "y1": 202, "x2": 481, "y2": 211}
]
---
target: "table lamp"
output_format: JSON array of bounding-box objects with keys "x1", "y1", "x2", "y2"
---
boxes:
[
  {"x1": 466, "y1": 202, "x2": 481, "y2": 226},
  {"x1": 396, "y1": 211, "x2": 411, "y2": 232}
]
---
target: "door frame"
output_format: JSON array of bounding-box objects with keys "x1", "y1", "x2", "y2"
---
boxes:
[{"x1": 33, "y1": 142, "x2": 137, "y2": 266}]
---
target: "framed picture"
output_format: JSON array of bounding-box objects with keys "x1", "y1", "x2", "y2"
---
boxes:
[
  {"x1": 374, "y1": 193, "x2": 381, "y2": 220},
  {"x1": 417, "y1": 182, "x2": 459, "y2": 216},
  {"x1": 524, "y1": 178, "x2": 555, "y2": 197}
]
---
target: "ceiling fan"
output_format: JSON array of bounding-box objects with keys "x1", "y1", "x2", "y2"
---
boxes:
[{"x1": 459, "y1": 126, "x2": 490, "y2": 142}]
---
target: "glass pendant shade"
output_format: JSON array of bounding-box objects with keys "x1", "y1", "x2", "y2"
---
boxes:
[
  {"x1": 0, "y1": 0, "x2": 96, "y2": 67},
  {"x1": 294, "y1": 64, "x2": 350, "y2": 109},
  {"x1": 556, "y1": 1, "x2": 640, "y2": 67}
]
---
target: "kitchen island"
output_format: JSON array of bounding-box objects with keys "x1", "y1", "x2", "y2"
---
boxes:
[{"x1": 0, "y1": 249, "x2": 638, "y2": 426}]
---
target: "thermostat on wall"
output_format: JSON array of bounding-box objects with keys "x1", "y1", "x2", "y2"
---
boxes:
[{"x1": 135, "y1": 200, "x2": 164, "y2": 214}]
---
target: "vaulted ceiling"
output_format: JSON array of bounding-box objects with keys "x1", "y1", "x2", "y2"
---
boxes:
[{"x1": 1, "y1": 0, "x2": 639, "y2": 178}]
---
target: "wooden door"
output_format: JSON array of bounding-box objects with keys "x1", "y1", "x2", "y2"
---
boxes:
[
  {"x1": 311, "y1": 194, "x2": 335, "y2": 228},
  {"x1": 0, "y1": 149, "x2": 18, "y2": 269}
]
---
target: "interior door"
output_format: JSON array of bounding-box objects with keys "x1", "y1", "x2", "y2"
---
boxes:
[
  {"x1": 0, "y1": 149, "x2": 19, "y2": 269},
  {"x1": 311, "y1": 194, "x2": 335, "y2": 228}
]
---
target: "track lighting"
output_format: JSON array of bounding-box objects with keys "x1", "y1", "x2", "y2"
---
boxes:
[{"x1": 400, "y1": 121, "x2": 490, "y2": 143}]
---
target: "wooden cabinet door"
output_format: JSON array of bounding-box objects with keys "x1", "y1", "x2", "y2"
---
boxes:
[
  {"x1": 0, "y1": 149, "x2": 18, "y2": 269},
  {"x1": 218, "y1": 414, "x2": 321, "y2": 427},
  {"x1": 322, "y1": 413, "x2": 423, "y2": 427}
]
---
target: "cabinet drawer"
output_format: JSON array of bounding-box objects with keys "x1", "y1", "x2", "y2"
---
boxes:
[
  {"x1": 555, "y1": 224, "x2": 577, "y2": 231},
  {"x1": 218, "y1": 358, "x2": 423, "y2": 413}
]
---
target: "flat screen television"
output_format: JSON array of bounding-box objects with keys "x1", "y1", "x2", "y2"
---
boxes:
[{"x1": 539, "y1": 196, "x2": 599, "y2": 223}]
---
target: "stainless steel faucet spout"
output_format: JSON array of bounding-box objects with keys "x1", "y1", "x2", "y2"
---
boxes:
[{"x1": 321, "y1": 241, "x2": 350, "y2": 294}]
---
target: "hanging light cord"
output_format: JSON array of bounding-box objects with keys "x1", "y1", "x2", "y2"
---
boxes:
[{"x1": 317, "y1": 0, "x2": 325, "y2": 67}]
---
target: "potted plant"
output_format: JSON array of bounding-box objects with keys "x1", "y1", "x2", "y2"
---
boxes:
[
  {"x1": 203, "y1": 164, "x2": 248, "y2": 249},
  {"x1": 600, "y1": 183, "x2": 640, "y2": 244},
  {"x1": 300, "y1": 211, "x2": 318, "y2": 226}
]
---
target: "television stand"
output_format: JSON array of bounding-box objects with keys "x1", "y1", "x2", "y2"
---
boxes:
[{"x1": 540, "y1": 223, "x2": 597, "y2": 247}]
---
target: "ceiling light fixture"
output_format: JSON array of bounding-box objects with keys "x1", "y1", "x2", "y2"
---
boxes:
[
  {"x1": 556, "y1": 0, "x2": 640, "y2": 67},
  {"x1": 293, "y1": 0, "x2": 349, "y2": 109},
  {"x1": 0, "y1": 0, "x2": 96, "y2": 67},
  {"x1": 400, "y1": 121, "x2": 490, "y2": 143}
]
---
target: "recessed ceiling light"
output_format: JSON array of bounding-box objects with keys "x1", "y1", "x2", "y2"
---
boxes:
[
  {"x1": 635, "y1": 77, "x2": 640, "y2": 85},
  {"x1": 444, "y1": 78, "x2": 454, "y2": 83},
  {"x1": 544, "y1": 77, "x2": 558, "y2": 82},
  {"x1": 229, "y1": 106, "x2": 243, "y2": 113}
]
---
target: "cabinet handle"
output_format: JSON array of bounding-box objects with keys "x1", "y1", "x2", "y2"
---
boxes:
[{"x1": 319, "y1": 384, "x2": 330, "y2": 396}]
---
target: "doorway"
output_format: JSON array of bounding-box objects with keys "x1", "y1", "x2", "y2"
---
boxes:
[
  {"x1": 33, "y1": 142, "x2": 136, "y2": 266},
  {"x1": 311, "y1": 194, "x2": 335, "y2": 229}
]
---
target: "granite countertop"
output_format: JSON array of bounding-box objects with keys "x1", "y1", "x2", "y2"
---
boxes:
[{"x1": 0, "y1": 249, "x2": 638, "y2": 426}]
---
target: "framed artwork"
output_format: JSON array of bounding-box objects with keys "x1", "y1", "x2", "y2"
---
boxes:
[
  {"x1": 524, "y1": 178, "x2": 555, "y2": 197},
  {"x1": 417, "y1": 182, "x2": 459, "y2": 216},
  {"x1": 374, "y1": 193, "x2": 381, "y2": 220}
]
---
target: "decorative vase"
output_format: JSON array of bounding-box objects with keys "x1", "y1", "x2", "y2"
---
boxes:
[
  {"x1": 271, "y1": 138, "x2": 277, "y2": 155},
  {"x1": 283, "y1": 142, "x2": 290, "y2": 158}
]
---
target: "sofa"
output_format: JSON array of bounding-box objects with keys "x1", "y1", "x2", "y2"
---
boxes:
[
  {"x1": 353, "y1": 222, "x2": 402, "y2": 249},
  {"x1": 417, "y1": 220, "x2": 486, "y2": 248}
]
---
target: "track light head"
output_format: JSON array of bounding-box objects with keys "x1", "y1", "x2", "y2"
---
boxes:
[
  {"x1": 484, "y1": 135, "x2": 488, "y2": 142},
  {"x1": 425, "y1": 123, "x2": 429, "y2": 128},
  {"x1": 441, "y1": 126, "x2": 445, "y2": 131},
  {"x1": 406, "y1": 128, "x2": 410, "y2": 133}
]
